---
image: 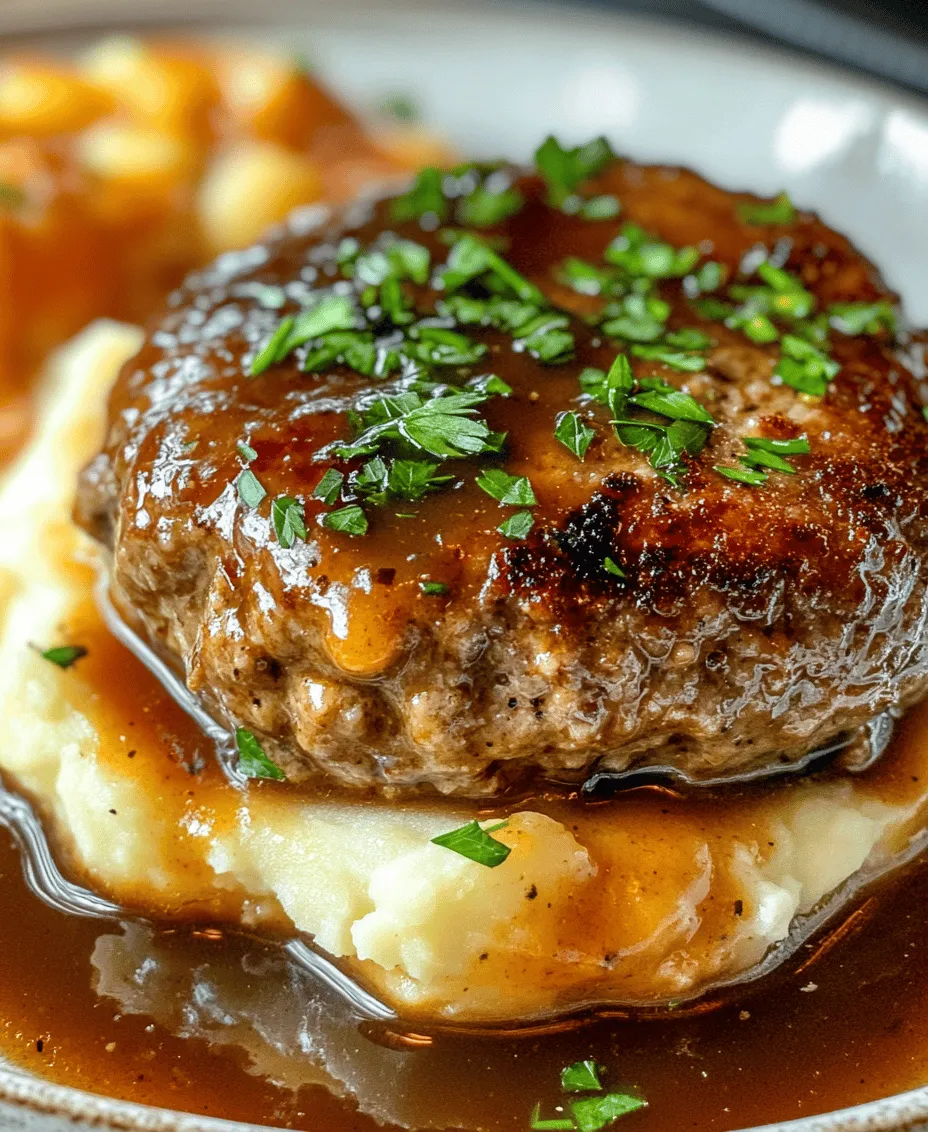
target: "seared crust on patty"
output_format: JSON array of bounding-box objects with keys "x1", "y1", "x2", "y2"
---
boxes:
[{"x1": 76, "y1": 157, "x2": 928, "y2": 796}]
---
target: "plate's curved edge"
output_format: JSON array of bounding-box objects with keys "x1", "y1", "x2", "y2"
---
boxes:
[{"x1": 0, "y1": 3, "x2": 924, "y2": 1132}]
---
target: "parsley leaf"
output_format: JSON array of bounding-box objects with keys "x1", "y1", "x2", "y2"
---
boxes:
[
  {"x1": 601, "y1": 293, "x2": 670, "y2": 343},
  {"x1": 250, "y1": 316, "x2": 295, "y2": 376},
  {"x1": 774, "y1": 334, "x2": 839, "y2": 396},
  {"x1": 388, "y1": 459, "x2": 453, "y2": 500},
  {"x1": 530, "y1": 1106, "x2": 574, "y2": 1132},
  {"x1": 741, "y1": 448, "x2": 796, "y2": 474},
  {"x1": 312, "y1": 468, "x2": 345, "y2": 506},
  {"x1": 630, "y1": 344, "x2": 706, "y2": 372},
  {"x1": 498, "y1": 510, "x2": 534, "y2": 540},
  {"x1": 457, "y1": 182, "x2": 524, "y2": 228},
  {"x1": 391, "y1": 167, "x2": 448, "y2": 223},
  {"x1": 476, "y1": 468, "x2": 538, "y2": 506},
  {"x1": 604, "y1": 225, "x2": 698, "y2": 279},
  {"x1": 534, "y1": 135, "x2": 614, "y2": 208},
  {"x1": 250, "y1": 295, "x2": 359, "y2": 376},
  {"x1": 272, "y1": 495, "x2": 307, "y2": 547},
  {"x1": 738, "y1": 192, "x2": 796, "y2": 226},
  {"x1": 828, "y1": 300, "x2": 897, "y2": 336},
  {"x1": 235, "y1": 727, "x2": 285, "y2": 780},
  {"x1": 570, "y1": 1094, "x2": 647, "y2": 1131},
  {"x1": 407, "y1": 325, "x2": 488, "y2": 366},
  {"x1": 400, "y1": 391, "x2": 498, "y2": 457},
  {"x1": 714, "y1": 464, "x2": 768, "y2": 486},
  {"x1": 630, "y1": 387, "x2": 715, "y2": 423},
  {"x1": 237, "y1": 468, "x2": 267, "y2": 509},
  {"x1": 555, "y1": 410, "x2": 596, "y2": 460},
  {"x1": 562, "y1": 1061, "x2": 604, "y2": 1093},
  {"x1": 40, "y1": 645, "x2": 87, "y2": 669},
  {"x1": 420, "y1": 580, "x2": 449, "y2": 596},
  {"x1": 603, "y1": 557, "x2": 625, "y2": 578},
  {"x1": 439, "y1": 233, "x2": 546, "y2": 305},
  {"x1": 238, "y1": 442, "x2": 258, "y2": 461},
  {"x1": 557, "y1": 257, "x2": 612, "y2": 296},
  {"x1": 580, "y1": 194, "x2": 621, "y2": 220},
  {"x1": 322, "y1": 503, "x2": 368, "y2": 536},
  {"x1": 431, "y1": 819, "x2": 511, "y2": 867},
  {"x1": 744, "y1": 435, "x2": 810, "y2": 456}
]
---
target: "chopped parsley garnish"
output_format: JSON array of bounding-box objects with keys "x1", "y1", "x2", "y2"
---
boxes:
[
  {"x1": 312, "y1": 468, "x2": 345, "y2": 506},
  {"x1": 828, "y1": 299, "x2": 897, "y2": 336},
  {"x1": 555, "y1": 410, "x2": 595, "y2": 460},
  {"x1": 347, "y1": 455, "x2": 452, "y2": 506},
  {"x1": 556, "y1": 257, "x2": 612, "y2": 296},
  {"x1": 390, "y1": 166, "x2": 448, "y2": 224},
  {"x1": 740, "y1": 447, "x2": 796, "y2": 474},
  {"x1": 250, "y1": 316, "x2": 296, "y2": 376},
  {"x1": 574, "y1": 351, "x2": 714, "y2": 486},
  {"x1": 250, "y1": 294, "x2": 359, "y2": 376},
  {"x1": 714, "y1": 464, "x2": 769, "y2": 487},
  {"x1": 235, "y1": 727, "x2": 285, "y2": 781},
  {"x1": 498, "y1": 510, "x2": 534, "y2": 540},
  {"x1": 601, "y1": 293, "x2": 670, "y2": 343},
  {"x1": 237, "y1": 442, "x2": 258, "y2": 461},
  {"x1": 40, "y1": 645, "x2": 87, "y2": 669},
  {"x1": 476, "y1": 468, "x2": 538, "y2": 506},
  {"x1": 439, "y1": 232, "x2": 546, "y2": 305},
  {"x1": 774, "y1": 333, "x2": 840, "y2": 396},
  {"x1": 604, "y1": 224, "x2": 698, "y2": 279},
  {"x1": 570, "y1": 1094, "x2": 647, "y2": 1132},
  {"x1": 630, "y1": 387, "x2": 714, "y2": 424},
  {"x1": 603, "y1": 557, "x2": 625, "y2": 578},
  {"x1": 738, "y1": 192, "x2": 796, "y2": 226},
  {"x1": 717, "y1": 432, "x2": 810, "y2": 484},
  {"x1": 322, "y1": 503, "x2": 368, "y2": 536},
  {"x1": 530, "y1": 1106, "x2": 575, "y2": 1132},
  {"x1": 690, "y1": 260, "x2": 726, "y2": 293},
  {"x1": 562, "y1": 1062, "x2": 604, "y2": 1093},
  {"x1": 745, "y1": 435, "x2": 810, "y2": 456},
  {"x1": 326, "y1": 387, "x2": 501, "y2": 462},
  {"x1": 531, "y1": 1061, "x2": 646, "y2": 1131},
  {"x1": 457, "y1": 180, "x2": 524, "y2": 228},
  {"x1": 272, "y1": 495, "x2": 307, "y2": 547},
  {"x1": 580, "y1": 354, "x2": 634, "y2": 415},
  {"x1": 420, "y1": 580, "x2": 449, "y2": 595},
  {"x1": 630, "y1": 344, "x2": 706, "y2": 372},
  {"x1": 534, "y1": 135, "x2": 614, "y2": 210},
  {"x1": 237, "y1": 468, "x2": 267, "y2": 509},
  {"x1": 431, "y1": 819, "x2": 511, "y2": 867},
  {"x1": 579, "y1": 194, "x2": 621, "y2": 221},
  {"x1": 755, "y1": 262, "x2": 815, "y2": 318}
]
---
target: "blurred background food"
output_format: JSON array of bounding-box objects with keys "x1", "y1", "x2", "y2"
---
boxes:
[{"x1": 0, "y1": 32, "x2": 450, "y2": 463}]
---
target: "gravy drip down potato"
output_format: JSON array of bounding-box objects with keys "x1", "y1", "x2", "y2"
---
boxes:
[
  {"x1": 0, "y1": 37, "x2": 444, "y2": 461},
  {"x1": 77, "y1": 147, "x2": 928, "y2": 797}
]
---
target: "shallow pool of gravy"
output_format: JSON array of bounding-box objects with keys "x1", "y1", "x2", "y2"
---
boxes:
[{"x1": 2, "y1": 606, "x2": 928, "y2": 1131}]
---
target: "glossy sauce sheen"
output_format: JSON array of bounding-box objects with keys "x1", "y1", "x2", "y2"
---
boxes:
[
  {"x1": 6, "y1": 156, "x2": 928, "y2": 1126},
  {"x1": 3, "y1": 609, "x2": 928, "y2": 1129},
  {"x1": 76, "y1": 158, "x2": 928, "y2": 798}
]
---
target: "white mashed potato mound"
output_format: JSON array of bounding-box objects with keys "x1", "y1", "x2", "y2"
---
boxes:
[{"x1": 0, "y1": 319, "x2": 923, "y2": 1021}]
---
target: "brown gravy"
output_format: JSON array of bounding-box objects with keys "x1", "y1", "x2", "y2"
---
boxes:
[{"x1": 3, "y1": 612, "x2": 928, "y2": 1130}]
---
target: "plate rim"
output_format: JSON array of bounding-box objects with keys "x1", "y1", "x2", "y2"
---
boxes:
[{"x1": 0, "y1": 2, "x2": 926, "y2": 1131}]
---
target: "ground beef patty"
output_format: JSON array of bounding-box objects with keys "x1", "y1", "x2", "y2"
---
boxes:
[{"x1": 76, "y1": 150, "x2": 928, "y2": 796}]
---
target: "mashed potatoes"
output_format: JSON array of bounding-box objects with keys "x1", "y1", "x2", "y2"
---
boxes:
[{"x1": 1, "y1": 320, "x2": 927, "y2": 1022}]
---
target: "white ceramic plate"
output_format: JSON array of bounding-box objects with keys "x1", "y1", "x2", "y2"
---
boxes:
[
  {"x1": 287, "y1": 0, "x2": 928, "y2": 327},
  {"x1": 1, "y1": 3, "x2": 928, "y2": 1131}
]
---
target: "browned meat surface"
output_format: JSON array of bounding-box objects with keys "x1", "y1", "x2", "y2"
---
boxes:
[{"x1": 76, "y1": 149, "x2": 928, "y2": 796}]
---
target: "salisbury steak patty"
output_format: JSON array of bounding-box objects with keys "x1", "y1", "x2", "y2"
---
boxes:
[{"x1": 77, "y1": 146, "x2": 928, "y2": 795}]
